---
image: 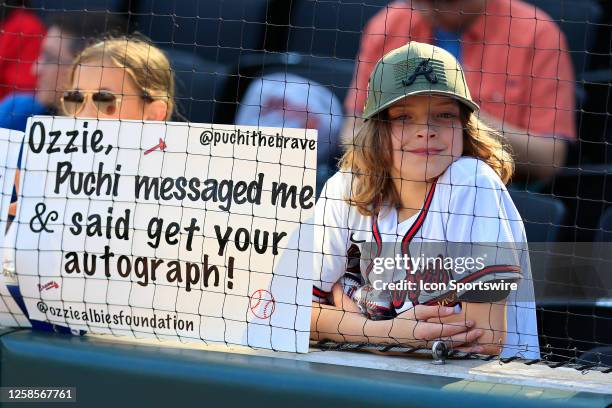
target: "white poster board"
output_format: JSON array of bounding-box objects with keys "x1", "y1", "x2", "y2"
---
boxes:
[
  {"x1": 12, "y1": 116, "x2": 317, "y2": 352},
  {"x1": 0, "y1": 128, "x2": 31, "y2": 327}
]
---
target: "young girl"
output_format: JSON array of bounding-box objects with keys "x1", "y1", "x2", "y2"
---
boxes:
[
  {"x1": 310, "y1": 42, "x2": 540, "y2": 359},
  {"x1": 61, "y1": 35, "x2": 175, "y2": 120}
]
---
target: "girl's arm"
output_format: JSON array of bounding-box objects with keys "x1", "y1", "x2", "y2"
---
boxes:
[{"x1": 311, "y1": 283, "x2": 484, "y2": 348}]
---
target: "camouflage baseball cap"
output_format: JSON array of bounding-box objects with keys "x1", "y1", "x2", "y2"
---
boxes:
[{"x1": 362, "y1": 41, "x2": 479, "y2": 120}]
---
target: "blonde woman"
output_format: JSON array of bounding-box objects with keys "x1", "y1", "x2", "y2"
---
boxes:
[
  {"x1": 61, "y1": 36, "x2": 175, "y2": 121},
  {"x1": 310, "y1": 42, "x2": 539, "y2": 359},
  {"x1": 8, "y1": 37, "x2": 175, "y2": 219},
  {"x1": 4, "y1": 37, "x2": 177, "y2": 334}
]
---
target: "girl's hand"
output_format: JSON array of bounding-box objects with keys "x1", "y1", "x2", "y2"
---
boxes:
[
  {"x1": 425, "y1": 302, "x2": 506, "y2": 355},
  {"x1": 384, "y1": 305, "x2": 484, "y2": 349}
]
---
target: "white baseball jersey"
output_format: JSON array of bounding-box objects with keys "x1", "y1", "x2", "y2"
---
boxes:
[{"x1": 311, "y1": 157, "x2": 540, "y2": 359}]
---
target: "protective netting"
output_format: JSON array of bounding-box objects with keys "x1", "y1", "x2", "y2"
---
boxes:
[{"x1": 0, "y1": 0, "x2": 610, "y2": 374}]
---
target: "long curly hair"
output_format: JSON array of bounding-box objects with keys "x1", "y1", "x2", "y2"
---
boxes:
[{"x1": 339, "y1": 105, "x2": 514, "y2": 216}]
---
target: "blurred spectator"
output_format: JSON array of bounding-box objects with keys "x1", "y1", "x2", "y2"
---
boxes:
[
  {"x1": 3, "y1": 35, "x2": 176, "y2": 337},
  {"x1": 64, "y1": 35, "x2": 175, "y2": 121},
  {"x1": 343, "y1": 0, "x2": 576, "y2": 181},
  {"x1": 0, "y1": 0, "x2": 44, "y2": 99},
  {"x1": 236, "y1": 72, "x2": 343, "y2": 176},
  {"x1": 5, "y1": 12, "x2": 127, "y2": 224},
  {"x1": 0, "y1": 11, "x2": 127, "y2": 131}
]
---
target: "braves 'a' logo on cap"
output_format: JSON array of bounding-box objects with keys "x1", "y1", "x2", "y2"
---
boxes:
[{"x1": 403, "y1": 59, "x2": 438, "y2": 86}]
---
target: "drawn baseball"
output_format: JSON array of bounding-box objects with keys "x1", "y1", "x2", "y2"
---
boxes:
[{"x1": 249, "y1": 289, "x2": 275, "y2": 319}]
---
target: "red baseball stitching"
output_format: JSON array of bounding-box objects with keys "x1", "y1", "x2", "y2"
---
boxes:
[
  {"x1": 250, "y1": 289, "x2": 275, "y2": 319},
  {"x1": 250, "y1": 291, "x2": 263, "y2": 310},
  {"x1": 262, "y1": 299, "x2": 275, "y2": 318}
]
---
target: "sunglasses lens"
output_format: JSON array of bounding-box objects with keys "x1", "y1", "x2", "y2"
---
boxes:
[
  {"x1": 62, "y1": 90, "x2": 85, "y2": 115},
  {"x1": 93, "y1": 92, "x2": 118, "y2": 116}
]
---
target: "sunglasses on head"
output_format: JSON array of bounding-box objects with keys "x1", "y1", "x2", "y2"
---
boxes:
[{"x1": 60, "y1": 90, "x2": 153, "y2": 116}]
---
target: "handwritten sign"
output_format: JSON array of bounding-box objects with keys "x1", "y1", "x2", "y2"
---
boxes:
[{"x1": 13, "y1": 116, "x2": 317, "y2": 352}]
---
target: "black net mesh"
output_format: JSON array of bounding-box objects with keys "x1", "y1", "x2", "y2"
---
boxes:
[{"x1": 0, "y1": 0, "x2": 610, "y2": 374}]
